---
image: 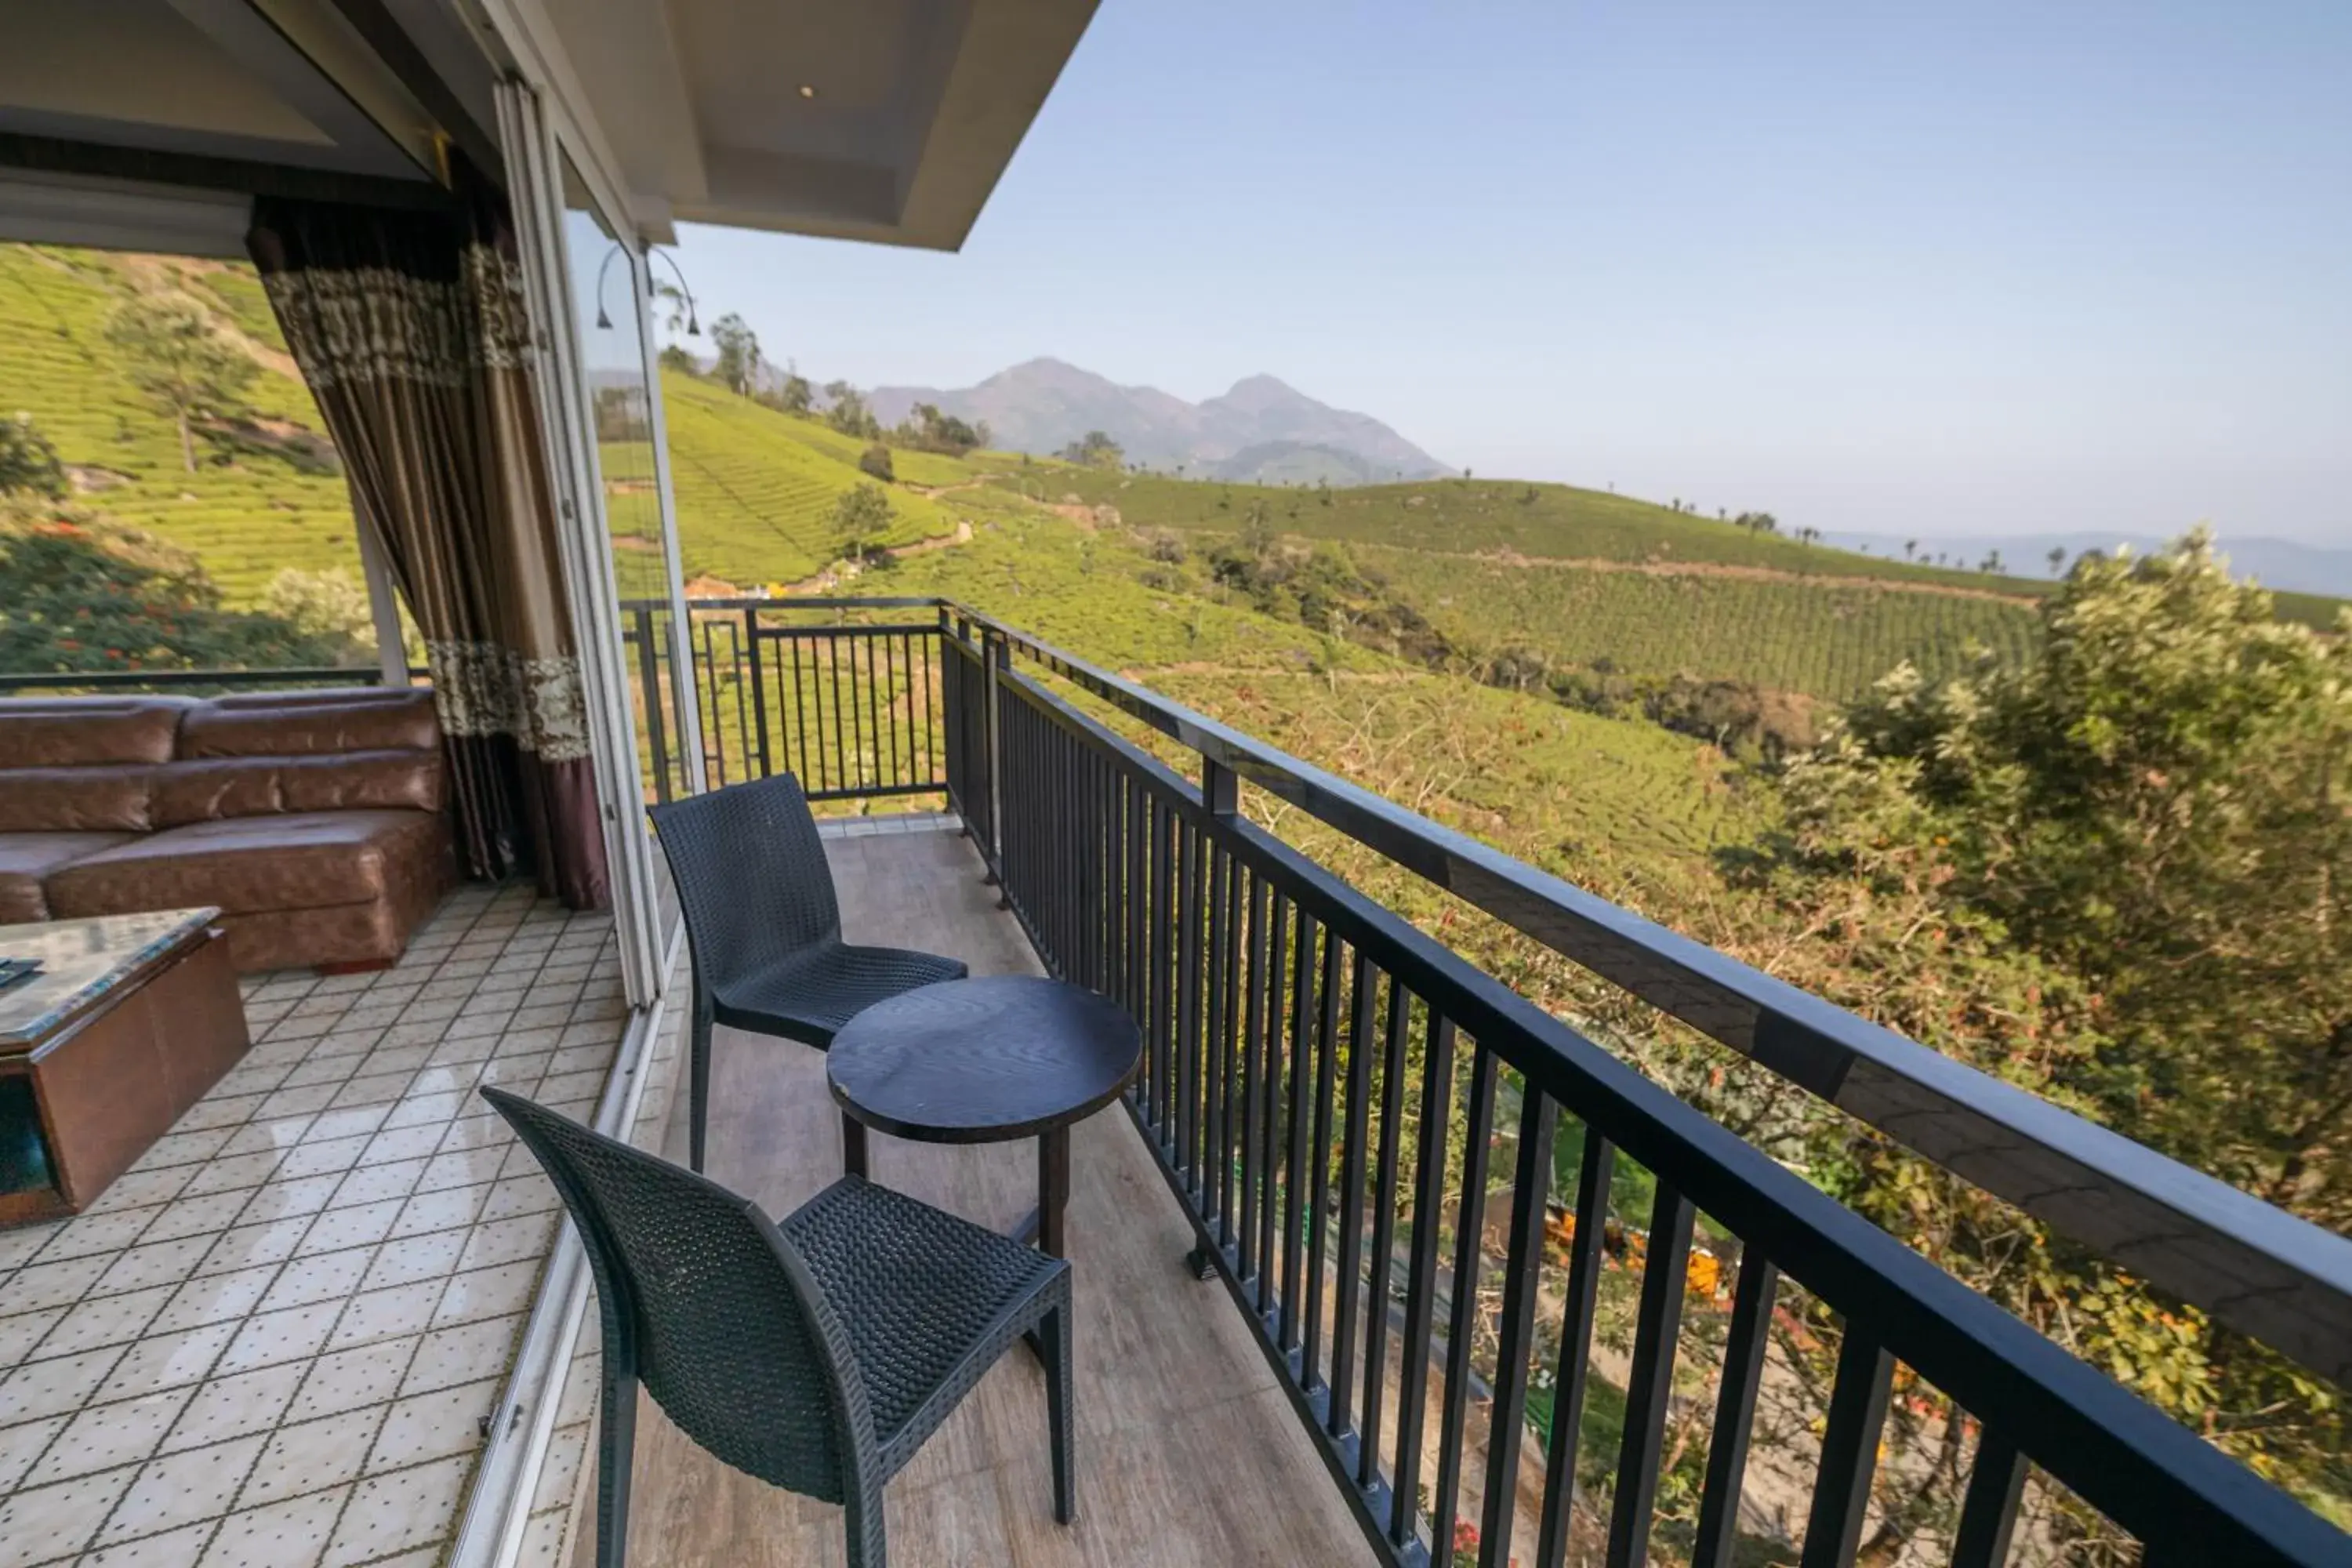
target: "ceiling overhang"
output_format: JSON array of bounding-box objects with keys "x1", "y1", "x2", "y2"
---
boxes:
[
  {"x1": 485, "y1": 0, "x2": 1098, "y2": 249},
  {"x1": 0, "y1": 0, "x2": 1091, "y2": 255}
]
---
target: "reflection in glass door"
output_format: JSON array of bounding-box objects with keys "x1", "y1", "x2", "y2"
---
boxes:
[
  {"x1": 560, "y1": 163, "x2": 699, "y2": 815},
  {"x1": 496, "y1": 79, "x2": 698, "y2": 1004}
]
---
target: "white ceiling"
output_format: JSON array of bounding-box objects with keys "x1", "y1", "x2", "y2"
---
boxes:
[
  {"x1": 495, "y1": 0, "x2": 1098, "y2": 248},
  {"x1": 0, "y1": 0, "x2": 1095, "y2": 254}
]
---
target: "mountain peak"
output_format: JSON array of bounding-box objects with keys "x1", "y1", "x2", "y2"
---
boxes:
[
  {"x1": 1221, "y1": 372, "x2": 1300, "y2": 400},
  {"x1": 868, "y1": 358, "x2": 1446, "y2": 481}
]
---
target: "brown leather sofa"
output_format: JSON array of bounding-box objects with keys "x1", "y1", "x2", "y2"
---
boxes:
[{"x1": 0, "y1": 688, "x2": 457, "y2": 971}]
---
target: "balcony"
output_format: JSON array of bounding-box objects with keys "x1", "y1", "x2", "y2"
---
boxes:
[
  {"x1": 611, "y1": 597, "x2": 2352, "y2": 1568},
  {"x1": 3, "y1": 603, "x2": 2347, "y2": 1568}
]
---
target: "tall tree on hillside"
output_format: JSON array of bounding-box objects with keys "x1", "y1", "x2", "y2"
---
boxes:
[
  {"x1": 1058, "y1": 430, "x2": 1123, "y2": 469},
  {"x1": 831, "y1": 482, "x2": 891, "y2": 561},
  {"x1": 709, "y1": 312, "x2": 761, "y2": 396},
  {"x1": 775, "y1": 364, "x2": 813, "y2": 414},
  {"x1": 1705, "y1": 530, "x2": 2352, "y2": 1530},
  {"x1": 102, "y1": 295, "x2": 257, "y2": 473},
  {"x1": 2048, "y1": 544, "x2": 2068, "y2": 576},
  {"x1": 0, "y1": 414, "x2": 65, "y2": 498},
  {"x1": 822, "y1": 381, "x2": 878, "y2": 438}
]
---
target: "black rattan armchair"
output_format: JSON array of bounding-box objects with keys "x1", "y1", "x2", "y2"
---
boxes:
[
  {"x1": 482, "y1": 1087, "x2": 1075, "y2": 1568},
  {"x1": 648, "y1": 773, "x2": 966, "y2": 1172}
]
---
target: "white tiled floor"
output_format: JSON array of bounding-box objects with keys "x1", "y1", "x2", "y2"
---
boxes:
[{"x1": 0, "y1": 885, "x2": 627, "y2": 1568}]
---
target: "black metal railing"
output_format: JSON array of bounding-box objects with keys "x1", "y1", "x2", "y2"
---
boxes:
[
  {"x1": 655, "y1": 597, "x2": 2352, "y2": 1567},
  {"x1": 625, "y1": 597, "x2": 948, "y2": 804}
]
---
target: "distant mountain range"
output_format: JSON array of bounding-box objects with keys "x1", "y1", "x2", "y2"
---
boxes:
[
  {"x1": 1822, "y1": 530, "x2": 2352, "y2": 601},
  {"x1": 868, "y1": 358, "x2": 1449, "y2": 484}
]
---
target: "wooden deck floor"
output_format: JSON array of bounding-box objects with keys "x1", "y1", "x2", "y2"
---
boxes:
[{"x1": 582, "y1": 821, "x2": 1372, "y2": 1567}]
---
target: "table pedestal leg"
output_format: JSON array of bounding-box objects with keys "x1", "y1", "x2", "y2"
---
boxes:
[
  {"x1": 1011, "y1": 1126, "x2": 1072, "y2": 1258},
  {"x1": 842, "y1": 1112, "x2": 869, "y2": 1180},
  {"x1": 1038, "y1": 1126, "x2": 1069, "y2": 1259}
]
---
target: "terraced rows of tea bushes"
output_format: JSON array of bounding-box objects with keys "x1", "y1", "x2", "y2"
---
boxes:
[
  {"x1": 655, "y1": 371, "x2": 965, "y2": 586},
  {"x1": 747, "y1": 403, "x2": 980, "y2": 489},
  {"x1": 0, "y1": 246, "x2": 362, "y2": 601},
  {"x1": 1359, "y1": 545, "x2": 2041, "y2": 699},
  {"x1": 1049, "y1": 466, "x2": 2041, "y2": 592}
]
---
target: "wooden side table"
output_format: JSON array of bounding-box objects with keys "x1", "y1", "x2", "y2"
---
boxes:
[
  {"x1": 826, "y1": 975, "x2": 1142, "y2": 1258},
  {"x1": 1, "y1": 908, "x2": 250, "y2": 1225}
]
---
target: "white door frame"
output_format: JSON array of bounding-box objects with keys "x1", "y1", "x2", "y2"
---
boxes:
[{"x1": 494, "y1": 78, "x2": 665, "y2": 1004}]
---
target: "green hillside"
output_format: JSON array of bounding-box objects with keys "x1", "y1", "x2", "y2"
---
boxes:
[
  {"x1": 1359, "y1": 543, "x2": 2040, "y2": 699},
  {"x1": 0, "y1": 245, "x2": 361, "y2": 601},
  {"x1": 1049, "y1": 466, "x2": 2043, "y2": 590},
  {"x1": 880, "y1": 507, "x2": 1766, "y2": 877},
  {"x1": 0, "y1": 244, "x2": 985, "y2": 601},
  {"x1": 637, "y1": 371, "x2": 971, "y2": 588}
]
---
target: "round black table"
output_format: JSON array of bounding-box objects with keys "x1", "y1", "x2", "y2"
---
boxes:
[{"x1": 826, "y1": 975, "x2": 1142, "y2": 1258}]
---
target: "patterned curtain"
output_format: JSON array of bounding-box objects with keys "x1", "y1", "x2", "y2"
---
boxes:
[{"x1": 248, "y1": 156, "x2": 609, "y2": 910}]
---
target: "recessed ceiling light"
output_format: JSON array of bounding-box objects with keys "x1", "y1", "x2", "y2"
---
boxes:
[{"x1": 797, "y1": 84, "x2": 818, "y2": 99}]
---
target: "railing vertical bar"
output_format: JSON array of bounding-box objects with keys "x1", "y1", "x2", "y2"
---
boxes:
[
  {"x1": 1152, "y1": 793, "x2": 1176, "y2": 1153},
  {"x1": 858, "y1": 632, "x2": 877, "y2": 793},
  {"x1": 1329, "y1": 951, "x2": 1377, "y2": 1436},
  {"x1": 1257, "y1": 891, "x2": 1292, "y2": 1317},
  {"x1": 1431, "y1": 1042, "x2": 1500, "y2": 1563},
  {"x1": 1536, "y1": 1130, "x2": 1617, "y2": 1568},
  {"x1": 1951, "y1": 1431, "x2": 2027, "y2": 1568},
  {"x1": 1239, "y1": 871, "x2": 1272, "y2": 1283},
  {"x1": 1203, "y1": 848, "x2": 1230, "y2": 1231},
  {"x1": 1301, "y1": 931, "x2": 1345, "y2": 1391},
  {"x1": 1388, "y1": 1010, "x2": 1457, "y2": 1548},
  {"x1": 885, "y1": 633, "x2": 903, "y2": 788},
  {"x1": 743, "y1": 609, "x2": 771, "y2": 779},
  {"x1": 726, "y1": 620, "x2": 749, "y2": 785},
  {"x1": 1606, "y1": 1182, "x2": 1697, "y2": 1568},
  {"x1": 827, "y1": 626, "x2": 848, "y2": 798},
  {"x1": 786, "y1": 626, "x2": 808, "y2": 786},
  {"x1": 1357, "y1": 977, "x2": 1412, "y2": 1490},
  {"x1": 1279, "y1": 909, "x2": 1319, "y2": 1352},
  {"x1": 1798, "y1": 1330, "x2": 1896, "y2": 1568},
  {"x1": 1218, "y1": 862, "x2": 1247, "y2": 1248},
  {"x1": 1125, "y1": 775, "x2": 1149, "y2": 1110},
  {"x1": 1176, "y1": 820, "x2": 1203, "y2": 1193},
  {"x1": 1689, "y1": 1251, "x2": 1780, "y2": 1568},
  {"x1": 1217, "y1": 854, "x2": 1245, "y2": 1243},
  {"x1": 1479, "y1": 1086, "x2": 1561, "y2": 1568}
]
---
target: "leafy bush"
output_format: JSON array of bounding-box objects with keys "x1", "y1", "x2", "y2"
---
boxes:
[
  {"x1": 0, "y1": 412, "x2": 64, "y2": 498},
  {"x1": 0, "y1": 498, "x2": 365, "y2": 673},
  {"x1": 858, "y1": 443, "x2": 895, "y2": 482}
]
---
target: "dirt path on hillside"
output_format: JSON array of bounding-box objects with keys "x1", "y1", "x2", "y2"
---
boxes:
[{"x1": 1370, "y1": 543, "x2": 2042, "y2": 607}]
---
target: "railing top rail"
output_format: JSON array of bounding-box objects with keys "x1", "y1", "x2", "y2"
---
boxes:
[
  {"x1": 666, "y1": 593, "x2": 2352, "y2": 1387},
  {"x1": 995, "y1": 660, "x2": 2350, "y2": 1564}
]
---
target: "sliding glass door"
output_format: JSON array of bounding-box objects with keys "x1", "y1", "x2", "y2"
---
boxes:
[{"x1": 495, "y1": 82, "x2": 702, "y2": 1005}]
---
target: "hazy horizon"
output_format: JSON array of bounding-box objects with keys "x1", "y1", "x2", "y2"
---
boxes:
[{"x1": 672, "y1": 2, "x2": 2351, "y2": 547}]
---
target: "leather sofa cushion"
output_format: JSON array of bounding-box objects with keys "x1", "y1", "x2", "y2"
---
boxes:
[
  {"x1": 0, "y1": 697, "x2": 191, "y2": 766},
  {"x1": 0, "y1": 766, "x2": 155, "y2": 833},
  {"x1": 0, "y1": 831, "x2": 136, "y2": 922},
  {"x1": 44, "y1": 809, "x2": 448, "y2": 917},
  {"x1": 151, "y1": 751, "x2": 445, "y2": 827},
  {"x1": 180, "y1": 689, "x2": 438, "y2": 758}
]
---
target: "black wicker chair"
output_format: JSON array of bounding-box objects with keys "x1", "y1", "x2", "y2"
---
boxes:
[
  {"x1": 482, "y1": 1087, "x2": 1075, "y2": 1568},
  {"x1": 648, "y1": 773, "x2": 966, "y2": 1172}
]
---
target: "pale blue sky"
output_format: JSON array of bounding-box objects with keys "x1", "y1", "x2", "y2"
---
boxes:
[{"x1": 672, "y1": 2, "x2": 2352, "y2": 545}]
